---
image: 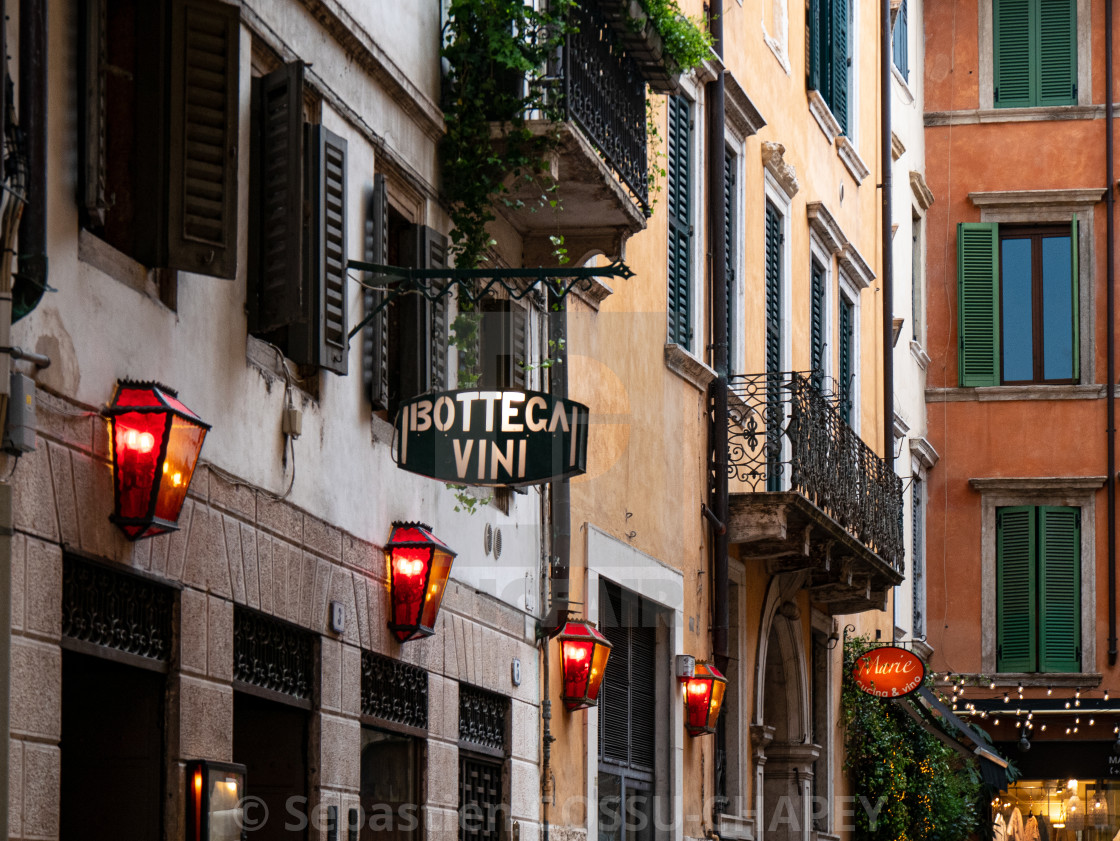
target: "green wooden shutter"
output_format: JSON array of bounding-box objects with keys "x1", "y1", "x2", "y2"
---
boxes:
[
  {"x1": 997, "y1": 506, "x2": 1038, "y2": 672},
  {"x1": 830, "y1": 0, "x2": 849, "y2": 134},
  {"x1": 765, "y1": 203, "x2": 783, "y2": 492},
  {"x1": 1070, "y1": 214, "x2": 1080, "y2": 381},
  {"x1": 1039, "y1": 506, "x2": 1081, "y2": 672},
  {"x1": 995, "y1": 0, "x2": 1032, "y2": 106},
  {"x1": 957, "y1": 222, "x2": 1001, "y2": 387},
  {"x1": 810, "y1": 262, "x2": 826, "y2": 386},
  {"x1": 1038, "y1": 0, "x2": 1076, "y2": 105},
  {"x1": 364, "y1": 174, "x2": 391, "y2": 409},
  {"x1": 838, "y1": 296, "x2": 853, "y2": 425},
  {"x1": 167, "y1": 0, "x2": 240, "y2": 279},
  {"x1": 808, "y1": 0, "x2": 822, "y2": 90},
  {"x1": 893, "y1": 0, "x2": 909, "y2": 80},
  {"x1": 313, "y1": 126, "x2": 348, "y2": 375},
  {"x1": 725, "y1": 149, "x2": 736, "y2": 369},
  {"x1": 667, "y1": 96, "x2": 692, "y2": 349}
]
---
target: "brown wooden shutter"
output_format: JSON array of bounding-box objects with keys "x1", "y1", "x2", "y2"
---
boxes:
[
  {"x1": 80, "y1": 0, "x2": 108, "y2": 227},
  {"x1": 364, "y1": 174, "x2": 391, "y2": 408},
  {"x1": 313, "y1": 125, "x2": 348, "y2": 375},
  {"x1": 249, "y1": 62, "x2": 305, "y2": 334},
  {"x1": 166, "y1": 0, "x2": 240, "y2": 279}
]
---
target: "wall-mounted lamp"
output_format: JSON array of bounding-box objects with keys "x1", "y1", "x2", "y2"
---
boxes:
[
  {"x1": 557, "y1": 620, "x2": 611, "y2": 711},
  {"x1": 683, "y1": 661, "x2": 727, "y2": 737},
  {"x1": 386, "y1": 522, "x2": 456, "y2": 642},
  {"x1": 187, "y1": 760, "x2": 246, "y2": 841},
  {"x1": 105, "y1": 381, "x2": 209, "y2": 539}
]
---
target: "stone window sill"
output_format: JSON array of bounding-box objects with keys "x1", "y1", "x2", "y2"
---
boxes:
[
  {"x1": 665, "y1": 344, "x2": 716, "y2": 392},
  {"x1": 926, "y1": 384, "x2": 1106, "y2": 402}
]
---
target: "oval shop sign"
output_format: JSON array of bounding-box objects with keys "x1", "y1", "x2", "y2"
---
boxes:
[{"x1": 851, "y1": 646, "x2": 926, "y2": 699}]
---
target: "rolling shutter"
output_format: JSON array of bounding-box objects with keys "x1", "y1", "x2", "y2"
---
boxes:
[
  {"x1": 313, "y1": 126, "x2": 348, "y2": 375},
  {"x1": 957, "y1": 222, "x2": 1000, "y2": 387},
  {"x1": 1039, "y1": 506, "x2": 1081, "y2": 672},
  {"x1": 249, "y1": 62, "x2": 305, "y2": 334},
  {"x1": 996, "y1": 506, "x2": 1037, "y2": 672},
  {"x1": 1038, "y1": 0, "x2": 1076, "y2": 105},
  {"x1": 365, "y1": 174, "x2": 391, "y2": 408},
  {"x1": 667, "y1": 96, "x2": 692, "y2": 349},
  {"x1": 167, "y1": 0, "x2": 240, "y2": 279}
]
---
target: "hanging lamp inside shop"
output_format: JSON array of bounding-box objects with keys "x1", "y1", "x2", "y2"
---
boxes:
[
  {"x1": 105, "y1": 381, "x2": 210, "y2": 540},
  {"x1": 385, "y1": 522, "x2": 456, "y2": 642},
  {"x1": 683, "y1": 661, "x2": 728, "y2": 736},
  {"x1": 557, "y1": 619, "x2": 612, "y2": 711}
]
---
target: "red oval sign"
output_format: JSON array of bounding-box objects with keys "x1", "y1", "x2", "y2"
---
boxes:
[{"x1": 851, "y1": 646, "x2": 926, "y2": 699}]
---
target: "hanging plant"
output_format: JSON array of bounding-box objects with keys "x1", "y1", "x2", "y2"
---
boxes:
[{"x1": 632, "y1": 0, "x2": 714, "y2": 74}]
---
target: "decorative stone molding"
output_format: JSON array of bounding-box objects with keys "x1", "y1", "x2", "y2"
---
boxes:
[
  {"x1": 806, "y1": 201, "x2": 847, "y2": 256},
  {"x1": 836, "y1": 136, "x2": 870, "y2": 184},
  {"x1": 665, "y1": 343, "x2": 717, "y2": 391},
  {"x1": 761, "y1": 142, "x2": 799, "y2": 199},
  {"x1": 909, "y1": 340, "x2": 931, "y2": 370},
  {"x1": 568, "y1": 275, "x2": 615, "y2": 311},
  {"x1": 891, "y1": 131, "x2": 906, "y2": 161},
  {"x1": 926, "y1": 384, "x2": 1107, "y2": 402},
  {"x1": 807, "y1": 90, "x2": 842, "y2": 143},
  {"x1": 969, "y1": 188, "x2": 1106, "y2": 214},
  {"x1": 909, "y1": 171, "x2": 935, "y2": 211},
  {"x1": 926, "y1": 105, "x2": 1105, "y2": 126},
  {"x1": 725, "y1": 71, "x2": 768, "y2": 141},
  {"x1": 908, "y1": 435, "x2": 940, "y2": 470},
  {"x1": 838, "y1": 242, "x2": 875, "y2": 289},
  {"x1": 969, "y1": 476, "x2": 1106, "y2": 493}
]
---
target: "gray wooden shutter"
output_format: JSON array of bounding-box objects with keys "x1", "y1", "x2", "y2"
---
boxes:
[
  {"x1": 957, "y1": 222, "x2": 1001, "y2": 387},
  {"x1": 398, "y1": 225, "x2": 447, "y2": 399},
  {"x1": 1038, "y1": 506, "x2": 1081, "y2": 672},
  {"x1": 599, "y1": 580, "x2": 630, "y2": 765},
  {"x1": 313, "y1": 125, "x2": 348, "y2": 375},
  {"x1": 80, "y1": 0, "x2": 108, "y2": 227},
  {"x1": 996, "y1": 506, "x2": 1037, "y2": 672},
  {"x1": 364, "y1": 174, "x2": 391, "y2": 408},
  {"x1": 629, "y1": 612, "x2": 657, "y2": 770},
  {"x1": 480, "y1": 300, "x2": 528, "y2": 390},
  {"x1": 426, "y1": 232, "x2": 449, "y2": 391},
  {"x1": 994, "y1": 0, "x2": 1032, "y2": 106},
  {"x1": 1038, "y1": 0, "x2": 1076, "y2": 105},
  {"x1": 249, "y1": 62, "x2": 305, "y2": 334},
  {"x1": 166, "y1": 0, "x2": 240, "y2": 279}
]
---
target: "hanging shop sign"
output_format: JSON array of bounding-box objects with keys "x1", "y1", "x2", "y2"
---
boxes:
[
  {"x1": 851, "y1": 645, "x2": 926, "y2": 699},
  {"x1": 394, "y1": 389, "x2": 589, "y2": 486}
]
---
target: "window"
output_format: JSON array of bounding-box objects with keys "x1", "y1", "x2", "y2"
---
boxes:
[
  {"x1": 247, "y1": 61, "x2": 349, "y2": 375},
  {"x1": 599, "y1": 580, "x2": 659, "y2": 841},
  {"x1": 912, "y1": 475, "x2": 925, "y2": 638},
  {"x1": 808, "y1": 0, "x2": 851, "y2": 133},
  {"x1": 459, "y1": 685, "x2": 510, "y2": 841},
  {"x1": 893, "y1": 0, "x2": 910, "y2": 79},
  {"x1": 79, "y1": 0, "x2": 240, "y2": 277},
  {"x1": 364, "y1": 177, "x2": 449, "y2": 413},
  {"x1": 994, "y1": 0, "x2": 1076, "y2": 107},
  {"x1": 996, "y1": 505, "x2": 1081, "y2": 672},
  {"x1": 957, "y1": 220, "x2": 1079, "y2": 386},
  {"x1": 838, "y1": 294, "x2": 854, "y2": 425},
  {"x1": 667, "y1": 95, "x2": 694, "y2": 350}
]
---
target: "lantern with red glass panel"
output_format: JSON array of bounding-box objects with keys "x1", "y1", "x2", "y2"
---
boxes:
[
  {"x1": 385, "y1": 522, "x2": 456, "y2": 642},
  {"x1": 557, "y1": 620, "x2": 612, "y2": 711},
  {"x1": 683, "y1": 661, "x2": 727, "y2": 736},
  {"x1": 105, "y1": 381, "x2": 210, "y2": 540}
]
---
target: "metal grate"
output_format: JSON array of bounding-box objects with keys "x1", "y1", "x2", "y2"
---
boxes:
[
  {"x1": 233, "y1": 607, "x2": 314, "y2": 700},
  {"x1": 361, "y1": 650, "x2": 429, "y2": 730},
  {"x1": 459, "y1": 685, "x2": 509, "y2": 753},
  {"x1": 62, "y1": 556, "x2": 174, "y2": 662},
  {"x1": 459, "y1": 755, "x2": 504, "y2": 841}
]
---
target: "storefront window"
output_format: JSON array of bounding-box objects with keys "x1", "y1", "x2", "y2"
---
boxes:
[{"x1": 996, "y1": 779, "x2": 1120, "y2": 841}]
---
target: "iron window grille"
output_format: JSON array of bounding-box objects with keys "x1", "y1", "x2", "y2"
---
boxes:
[
  {"x1": 459, "y1": 684, "x2": 510, "y2": 757},
  {"x1": 361, "y1": 650, "x2": 430, "y2": 732},
  {"x1": 233, "y1": 606, "x2": 315, "y2": 705}
]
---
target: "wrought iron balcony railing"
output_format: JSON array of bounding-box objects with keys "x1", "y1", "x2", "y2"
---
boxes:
[
  {"x1": 727, "y1": 372, "x2": 904, "y2": 572},
  {"x1": 560, "y1": 1, "x2": 649, "y2": 212}
]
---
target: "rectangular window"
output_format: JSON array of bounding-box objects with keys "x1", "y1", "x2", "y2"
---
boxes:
[
  {"x1": 667, "y1": 96, "x2": 693, "y2": 350},
  {"x1": 997, "y1": 505, "x2": 1081, "y2": 673},
  {"x1": 892, "y1": 0, "x2": 909, "y2": 80},
  {"x1": 838, "y1": 295, "x2": 854, "y2": 426},
  {"x1": 459, "y1": 686, "x2": 510, "y2": 841},
  {"x1": 957, "y1": 220, "x2": 1079, "y2": 386},
  {"x1": 994, "y1": 0, "x2": 1076, "y2": 107},
  {"x1": 599, "y1": 580, "x2": 659, "y2": 841},
  {"x1": 247, "y1": 61, "x2": 349, "y2": 375},
  {"x1": 912, "y1": 475, "x2": 925, "y2": 638},
  {"x1": 765, "y1": 201, "x2": 784, "y2": 491},
  {"x1": 808, "y1": 0, "x2": 851, "y2": 133},
  {"x1": 80, "y1": 0, "x2": 240, "y2": 278}
]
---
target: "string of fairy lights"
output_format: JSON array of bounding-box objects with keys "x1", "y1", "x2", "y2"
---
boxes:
[{"x1": 933, "y1": 674, "x2": 1120, "y2": 750}]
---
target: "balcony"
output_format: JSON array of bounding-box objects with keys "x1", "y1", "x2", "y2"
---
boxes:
[
  {"x1": 502, "y1": 1, "x2": 649, "y2": 264},
  {"x1": 726, "y1": 372, "x2": 904, "y2": 614}
]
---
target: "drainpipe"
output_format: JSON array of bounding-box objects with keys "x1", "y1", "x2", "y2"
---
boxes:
[
  {"x1": 546, "y1": 286, "x2": 571, "y2": 635},
  {"x1": 881, "y1": 0, "x2": 894, "y2": 466},
  {"x1": 1106, "y1": 0, "x2": 1116, "y2": 665}
]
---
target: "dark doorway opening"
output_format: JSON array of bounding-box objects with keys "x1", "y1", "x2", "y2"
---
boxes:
[{"x1": 234, "y1": 690, "x2": 310, "y2": 840}]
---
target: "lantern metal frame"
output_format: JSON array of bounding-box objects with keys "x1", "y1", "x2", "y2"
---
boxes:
[
  {"x1": 385, "y1": 521, "x2": 457, "y2": 642},
  {"x1": 557, "y1": 619, "x2": 612, "y2": 711},
  {"x1": 104, "y1": 380, "x2": 210, "y2": 540},
  {"x1": 683, "y1": 660, "x2": 728, "y2": 737},
  {"x1": 186, "y1": 759, "x2": 246, "y2": 841}
]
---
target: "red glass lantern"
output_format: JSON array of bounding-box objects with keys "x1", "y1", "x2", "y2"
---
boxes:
[
  {"x1": 557, "y1": 620, "x2": 612, "y2": 711},
  {"x1": 105, "y1": 381, "x2": 210, "y2": 540},
  {"x1": 385, "y1": 522, "x2": 456, "y2": 642},
  {"x1": 683, "y1": 661, "x2": 728, "y2": 736}
]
